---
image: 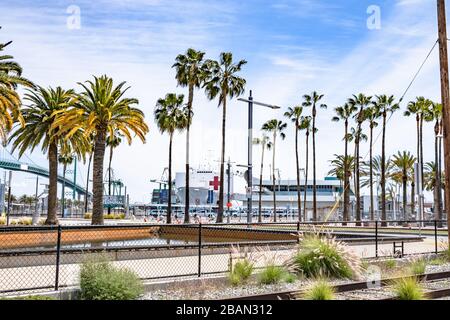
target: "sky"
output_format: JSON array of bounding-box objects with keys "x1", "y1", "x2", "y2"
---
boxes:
[{"x1": 0, "y1": 0, "x2": 445, "y2": 203}]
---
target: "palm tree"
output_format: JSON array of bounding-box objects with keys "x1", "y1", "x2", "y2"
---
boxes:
[
  {"x1": 391, "y1": 151, "x2": 416, "y2": 220},
  {"x1": 0, "y1": 37, "x2": 34, "y2": 142},
  {"x1": 363, "y1": 106, "x2": 381, "y2": 220},
  {"x1": 424, "y1": 102, "x2": 443, "y2": 222},
  {"x1": 424, "y1": 162, "x2": 446, "y2": 214},
  {"x1": 58, "y1": 151, "x2": 74, "y2": 218},
  {"x1": 404, "y1": 97, "x2": 433, "y2": 189},
  {"x1": 328, "y1": 155, "x2": 355, "y2": 185},
  {"x1": 298, "y1": 116, "x2": 313, "y2": 221},
  {"x1": 262, "y1": 119, "x2": 287, "y2": 222},
  {"x1": 173, "y1": 49, "x2": 206, "y2": 223},
  {"x1": 106, "y1": 131, "x2": 122, "y2": 215},
  {"x1": 373, "y1": 95, "x2": 399, "y2": 226},
  {"x1": 346, "y1": 126, "x2": 368, "y2": 212},
  {"x1": 155, "y1": 93, "x2": 189, "y2": 224},
  {"x1": 332, "y1": 103, "x2": 358, "y2": 223},
  {"x1": 284, "y1": 106, "x2": 303, "y2": 220},
  {"x1": 9, "y1": 87, "x2": 88, "y2": 225},
  {"x1": 253, "y1": 135, "x2": 272, "y2": 222},
  {"x1": 348, "y1": 94, "x2": 372, "y2": 224},
  {"x1": 302, "y1": 92, "x2": 327, "y2": 221},
  {"x1": 203, "y1": 53, "x2": 247, "y2": 223},
  {"x1": 55, "y1": 75, "x2": 149, "y2": 225}
]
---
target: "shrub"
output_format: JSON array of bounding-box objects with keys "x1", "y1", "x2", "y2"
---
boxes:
[
  {"x1": 229, "y1": 259, "x2": 253, "y2": 286},
  {"x1": 18, "y1": 217, "x2": 32, "y2": 225},
  {"x1": 384, "y1": 259, "x2": 397, "y2": 269},
  {"x1": 409, "y1": 259, "x2": 426, "y2": 275},
  {"x1": 0, "y1": 216, "x2": 5, "y2": 225},
  {"x1": 443, "y1": 248, "x2": 450, "y2": 262},
  {"x1": 392, "y1": 277, "x2": 427, "y2": 300},
  {"x1": 258, "y1": 265, "x2": 286, "y2": 285},
  {"x1": 0, "y1": 295, "x2": 56, "y2": 300},
  {"x1": 287, "y1": 233, "x2": 361, "y2": 279},
  {"x1": 302, "y1": 280, "x2": 335, "y2": 300},
  {"x1": 283, "y1": 273, "x2": 297, "y2": 284},
  {"x1": 80, "y1": 260, "x2": 143, "y2": 300},
  {"x1": 84, "y1": 212, "x2": 92, "y2": 219}
]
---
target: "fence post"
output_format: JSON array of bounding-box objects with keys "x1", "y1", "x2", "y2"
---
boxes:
[
  {"x1": 198, "y1": 223, "x2": 202, "y2": 277},
  {"x1": 375, "y1": 220, "x2": 378, "y2": 258},
  {"x1": 55, "y1": 225, "x2": 62, "y2": 291},
  {"x1": 435, "y1": 220, "x2": 438, "y2": 255},
  {"x1": 296, "y1": 221, "x2": 300, "y2": 244}
]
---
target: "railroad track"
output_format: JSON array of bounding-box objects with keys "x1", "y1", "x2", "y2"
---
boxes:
[{"x1": 227, "y1": 271, "x2": 450, "y2": 300}]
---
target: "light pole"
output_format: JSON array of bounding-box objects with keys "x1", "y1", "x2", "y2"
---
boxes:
[{"x1": 238, "y1": 91, "x2": 281, "y2": 224}]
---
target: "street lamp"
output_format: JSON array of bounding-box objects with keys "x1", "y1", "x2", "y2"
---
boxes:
[{"x1": 238, "y1": 90, "x2": 281, "y2": 224}]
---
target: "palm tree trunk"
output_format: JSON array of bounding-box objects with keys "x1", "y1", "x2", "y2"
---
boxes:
[
  {"x1": 411, "y1": 181, "x2": 415, "y2": 220},
  {"x1": 303, "y1": 132, "x2": 309, "y2": 221},
  {"x1": 167, "y1": 133, "x2": 173, "y2": 224},
  {"x1": 217, "y1": 96, "x2": 227, "y2": 223},
  {"x1": 355, "y1": 126, "x2": 361, "y2": 226},
  {"x1": 420, "y1": 116, "x2": 424, "y2": 190},
  {"x1": 343, "y1": 120, "x2": 349, "y2": 225},
  {"x1": 258, "y1": 144, "x2": 265, "y2": 223},
  {"x1": 370, "y1": 125, "x2": 374, "y2": 221},
  {"x1": 108, "y1": 145, "x2": 113, "y2": 215},
  {"x1": 92, "y1": 129, "x2": 107, "y2": 225},
  {"x1": 184, "y1": 84, "x2": 194, "y2": 224},
  {"x1": 403, "y1": 173, "x2": 407, "y2": 221},
  {"x1": 84, "y1": 152, "x2": 92, "y2": 213},
  {"x1": 46, "y1": 141, "x2": 58, "y2": 225},
  {"x1": 295, "y1": 125, "x2": 302, "y2": 221},
  {"x1": 381, "y1": 112, "x2": 387, "y2": 227},
  {"x1": 61, "y1": 164, "x2": 66, "y2": 218},
  {"x1": 438, "y1": 124, "x2": 443, "y2": 227},
  {"x1": 272, "y1": 131, "x2": 277, "y2": 222},
  {"x1": 312, "y1": 107, "x2": 317, "y2": 221}
]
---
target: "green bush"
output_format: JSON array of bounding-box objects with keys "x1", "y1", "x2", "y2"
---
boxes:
[
  {"x1": 283, "y1": 273, "x2": 297, "y2": 284},
  {"x1": 302, "y1": 280, "x2": 335, "y2": 300},
  {"x1": 393, "y1": 277, "x2": 427, "y2": 300},
  {"x1": 287, "y1": 234, "x2": 360, "y2": 279},
  {"x1": 409, "y1": 259, "x2": 426, "y2": 275},
  {"x1": 80, "y1": 260, "x2": 143, "y2": 300},
  {"x1": 384, "y1": 259, "x2": 397, "y2": 269},
  {"x1": 258, "y1": 265, "x2": 286, "y2": 285},
  {"x1": 229, "y1": 259, "x2": 253, "y2": 286}
]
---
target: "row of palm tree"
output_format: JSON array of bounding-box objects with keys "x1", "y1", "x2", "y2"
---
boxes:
[
  {"x1": 159, "y1": 50, "x2": 247, "y2": 223},
  {"x1": 6, "y1": 76, "x2": 148, "y2": 225}
]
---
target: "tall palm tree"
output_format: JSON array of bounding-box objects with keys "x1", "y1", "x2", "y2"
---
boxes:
[
  {"x1": 373, "y1": 95, "x2": 399, "y2": 226},
  {"x1": 346, "y1": 126, "x2": 368, "y2": 210},
  {"x1": 328, "y1": 155, "x2": 355, "y2": 186},
  {"x1": 173, "y1": 49, "x2": 206, "y2": 223},
  {"x1": 253, "y1": 135, "x2": 272, "y2": 222},
  {"x1": 348, "y1": 94, "x2": 372, "y2": 224},
  {"x1": 9, "y1": 87, "x2": 88, "y2": 225},
  {"x1": 262, "y1": 119, "x2": 287, "y2": 222},
  {"x1": 332, "y1": 103, "x2": 358, "y2": 223},
  {"x1": 284, "y1": 106, "x2": 303, "y2": 220},
  {"x1": 155, "y1": 93, "x2": 189, "y2": 224},
  {"x1": 54, "y1": 75, "x2": 149, "y2": 225},
  {"x1": 203, "y1": 52, "x2": 247, "y2": 223},
  {"x1": 424, "y1": 102, "x2": 443, "y2": 222},
  {"x1": 298, "y1": 116, "x2": 313, "y2": 221},
  {"x1": 391, "y1": 151, "x2": 416, "y2": 220},
  {"x1": 363, "y1": 106, "x2": 381, "y2": 220},
  {"x1": 404, "y1": 97, "x2": 433, "y2": 189},
  {"x1": 106, "y1": 131, "x2": 122, "y2": 215},
  {"x1": 58, "y1": 151, "x2": 74, "y2": 218},
  {"x1": 0, "y1": 37, "x2": 34, "y2": 142},
  {"x1": 302, "y1": 92, "x2": 327, "y2": 221}
]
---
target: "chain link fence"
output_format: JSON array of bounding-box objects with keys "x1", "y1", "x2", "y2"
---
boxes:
[{"x1": 0, "y1": 220, "x2": 447, "y2": 296}]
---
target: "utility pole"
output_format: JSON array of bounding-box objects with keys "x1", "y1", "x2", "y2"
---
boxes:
[{"x1": 437, "y1": 0, "x2": 450, "y2": 243}]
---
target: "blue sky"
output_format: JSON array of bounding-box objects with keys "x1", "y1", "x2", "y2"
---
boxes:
[{"x1": 0, "y1": 0, "x2": 444, "y2": 202}]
